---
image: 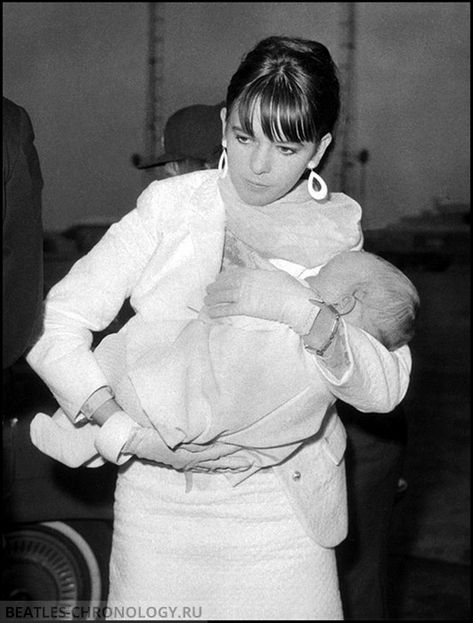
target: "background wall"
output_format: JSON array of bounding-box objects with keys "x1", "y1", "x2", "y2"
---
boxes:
[{"x1": 3, "y1": 2, "x2": 470, "y2": 231}]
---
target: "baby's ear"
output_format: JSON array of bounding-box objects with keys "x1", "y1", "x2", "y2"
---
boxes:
[{"x1": 336, "y1": 293, "x2": 357, "y2": 315}]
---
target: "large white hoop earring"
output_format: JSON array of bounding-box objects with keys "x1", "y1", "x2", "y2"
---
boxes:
[
  {"x1": 218, "y1": 148, "x2": 228, "y2": 179},
  {"x1": 308, "y1": 169, "x2": 328, "y2": 201}
]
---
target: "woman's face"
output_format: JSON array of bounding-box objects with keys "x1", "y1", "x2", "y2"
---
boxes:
[{"x1": 221, "y1": 106, "x2": 331, "y2": 206}]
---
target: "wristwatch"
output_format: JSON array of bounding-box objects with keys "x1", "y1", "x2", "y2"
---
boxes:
[{"x1": 305, "y1": 303, "x2": 341, "y2": 357}]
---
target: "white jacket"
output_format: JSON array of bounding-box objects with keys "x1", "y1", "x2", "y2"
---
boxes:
[{"x1": 27, "y1": 170, "x2": 411, "y2": 547}]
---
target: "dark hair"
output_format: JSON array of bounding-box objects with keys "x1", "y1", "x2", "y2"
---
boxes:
[{"x1": 225, "y1": 36, "x2": 340, "y2": 145}]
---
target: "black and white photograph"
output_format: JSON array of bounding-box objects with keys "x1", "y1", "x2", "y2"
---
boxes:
[{"x1": 2, "y1": 2, "x2": 470, "y2": 620}]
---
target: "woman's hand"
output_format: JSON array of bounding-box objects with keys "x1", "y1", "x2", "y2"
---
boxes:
[
  {"x1": 124, "y1": 426, "x2": 252, "y2": 471},
  {"x1": 204, "y1": 268, "x2": 321, "y2": 335}
]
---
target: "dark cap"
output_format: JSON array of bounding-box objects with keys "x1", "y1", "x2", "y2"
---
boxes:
[{"x1": 137, "y1": 104, "x2": 223, "y2": 169}]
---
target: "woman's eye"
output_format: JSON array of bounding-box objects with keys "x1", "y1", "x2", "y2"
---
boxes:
[
  {"x1": 236, "y1": 135, "x2": 251, "y2": 144},
  {"x1": 278, "y1": 146, "x2": 296, "y2": 155}
]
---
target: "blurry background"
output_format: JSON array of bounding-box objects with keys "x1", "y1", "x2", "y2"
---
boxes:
[
  {"x1": 3, "y1": 2, "x2": 470, "y2": 231},
  {"x1": 2, "y1": 2, "x2": 470, "y2": 619}
]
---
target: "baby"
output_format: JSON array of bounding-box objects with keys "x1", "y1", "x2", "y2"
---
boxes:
[{"x1": 31, "y1": 250, "x2": 419, "y2": 473}]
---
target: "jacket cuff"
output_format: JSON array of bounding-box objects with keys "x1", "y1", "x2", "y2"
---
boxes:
[{"x1": 94, "y1": 410, "x2": 139, "y2": 465}]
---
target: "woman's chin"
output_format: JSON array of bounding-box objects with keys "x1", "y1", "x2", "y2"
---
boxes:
[{"x1": 233, "y1": 183, "x2": 280, "y2": 206}]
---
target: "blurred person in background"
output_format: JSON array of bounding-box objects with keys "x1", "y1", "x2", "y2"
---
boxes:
[
  {"x1": 335, "y1": 400, "x2": 408, "y2": 619},
  {"x1": 2, "y1": 95, "x2": 44, "y2": 594},
  {"x1": 132, "y1": 103, "x2": 223, "y2": 178},
  {"x1": 3, "y1": 97, "x2": 44, "y2": 378}
]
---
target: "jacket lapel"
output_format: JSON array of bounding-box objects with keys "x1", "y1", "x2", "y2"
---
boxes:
[{"x1": 187, "y1": 174, "x2": 226, "y2": 300}]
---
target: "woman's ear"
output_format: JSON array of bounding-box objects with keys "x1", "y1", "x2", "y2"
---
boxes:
[{"x1": 308, "y1": 133, "x2": 333, "y2": 169}]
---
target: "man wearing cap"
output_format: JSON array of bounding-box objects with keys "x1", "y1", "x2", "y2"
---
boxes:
[{"x1": 133, "y1": 103, "x2": 223, "y2": 178}]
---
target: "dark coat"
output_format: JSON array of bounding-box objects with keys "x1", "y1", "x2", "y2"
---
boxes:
[{"x1": 3, "y1": 97, "x2": 44, "y2": 368}]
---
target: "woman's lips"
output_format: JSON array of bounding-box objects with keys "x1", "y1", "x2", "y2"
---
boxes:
[{"x1": 245, "y1": 179, "x2": 269, "y2": 189}]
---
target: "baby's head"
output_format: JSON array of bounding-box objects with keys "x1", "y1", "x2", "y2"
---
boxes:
[{"x1": 306, "y1": 251, "x2": 420, "y2": 351}]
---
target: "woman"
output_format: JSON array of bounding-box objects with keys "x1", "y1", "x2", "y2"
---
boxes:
[{"x1": 27, "y1": 36, "x2": 411, "y2": 620}]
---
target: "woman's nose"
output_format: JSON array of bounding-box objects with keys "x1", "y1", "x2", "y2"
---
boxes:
[{"x1": 250, "y1": 145, "x2": 271, "y2": 175}]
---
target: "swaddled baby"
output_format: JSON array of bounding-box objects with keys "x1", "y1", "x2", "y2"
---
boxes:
[{"x1": 30, "y1": 250, "x2": 419, "y2": 472}]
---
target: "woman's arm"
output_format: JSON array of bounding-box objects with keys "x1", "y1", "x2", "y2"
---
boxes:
[
  {"x1": 204, "y1": 267, "x2": 411, "y2": 414},
  {"x1": 305, "y1": 319, "x2": 411, "y2": 413},
  {"x1": 26, "y1": 197, "x2": 159, "y2": 421}
]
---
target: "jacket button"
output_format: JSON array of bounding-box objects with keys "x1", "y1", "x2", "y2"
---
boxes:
[{"x1": 292, "y1": 471, "x2": 301, "y2": 481}]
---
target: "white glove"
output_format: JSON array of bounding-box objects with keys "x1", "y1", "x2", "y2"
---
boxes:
[{"x1": 204, "y1": 268, "x2": 321, "y2": 335}]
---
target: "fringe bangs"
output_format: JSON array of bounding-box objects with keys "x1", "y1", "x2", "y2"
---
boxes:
[{"x1": 235, "y1": 77, "x2": 317, "y2": 144}]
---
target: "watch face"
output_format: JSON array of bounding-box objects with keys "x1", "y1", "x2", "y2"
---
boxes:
[{"x1": 305, "y1": 314, "x2": 340, "y2": 357}]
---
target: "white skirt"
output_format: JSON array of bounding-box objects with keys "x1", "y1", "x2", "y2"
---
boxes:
[{"x1": 107, "y1": 461, "x2": 343, "y2": 621}]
